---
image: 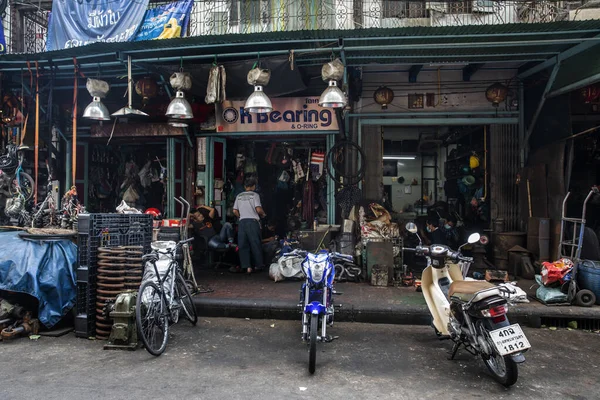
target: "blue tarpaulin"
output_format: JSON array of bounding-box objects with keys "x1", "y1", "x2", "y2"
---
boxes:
[
  {"x1": 0, "y1": 18, "x2": 6, "y2": 54},
  {"x1": 46, "y1": 0, "x2": 149, "y2": 51},
  {"x1": 134, "y1": 0, "x2": 193, "y2": 41},
  {"x1": 0, "y1": 232, "x2": 78, "y2": 328}
]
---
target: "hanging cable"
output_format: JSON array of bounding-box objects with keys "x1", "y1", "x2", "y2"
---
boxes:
[{"x1": 34, "y1": 61, "x2": 40, "y2": 205}]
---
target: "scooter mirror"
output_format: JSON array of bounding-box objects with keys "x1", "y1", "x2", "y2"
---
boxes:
[
  {"x1": 468, "y1": 233, "x2": 481, "y2": 244},
  {"x1": 405, "y1": 222, "x2": 418, "y2": 234}
]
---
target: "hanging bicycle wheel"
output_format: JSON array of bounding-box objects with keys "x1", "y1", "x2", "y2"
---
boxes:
[
  {"x1": 326, "y1": 140, "x2": 366, "y2": 186},
  {"x1": 136, "y1": 281, "x2": 169, "y2": 356},
  {"x1": 9, "y1": 171, "x2": 34, "y2": 201}
]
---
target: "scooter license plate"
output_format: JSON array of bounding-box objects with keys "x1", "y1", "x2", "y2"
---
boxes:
[{"x1": 489, "y1": 324, "x2": 531, "y2": 356}]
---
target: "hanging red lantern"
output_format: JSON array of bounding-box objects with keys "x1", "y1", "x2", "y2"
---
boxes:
[
  {"x1": 135, "y1": 77, "x2": 158, "y2": 104},
  {"x1": 581, "y1": 84, "x2": 600, "y2": 104},
  {"x1": 485, "y1": 83, "x2": 508, "y2": 107},
  {"x1": 373, "y1": 86, "x2": 394, "y2": 110}
]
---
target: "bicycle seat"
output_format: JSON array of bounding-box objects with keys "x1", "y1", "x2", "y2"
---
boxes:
[{"x1": 142, "y1": 253, "x2": 159, "y2": 263}]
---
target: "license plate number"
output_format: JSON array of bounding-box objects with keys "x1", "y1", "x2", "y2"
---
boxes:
[{"x1": 489, "y1": 324, "x2": 531, "y2": 356}]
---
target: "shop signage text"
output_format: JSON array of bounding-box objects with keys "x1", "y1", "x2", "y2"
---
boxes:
[{"x1": 217, "y1": 97, "x2": 339, "y2": 133}]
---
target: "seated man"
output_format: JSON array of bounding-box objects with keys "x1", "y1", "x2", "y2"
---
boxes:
[
  {"x1": 189, "y1": 206, "x2": 236, "y2": 250},
  {"x1": 426, "y1": 216, "x2": 448, "y2": 246},
  {"x1": 262, "y1": 219, "x2": 281, "y2": 266}
]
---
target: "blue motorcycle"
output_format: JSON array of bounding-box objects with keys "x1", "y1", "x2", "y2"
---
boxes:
[{"x1": 291, "y1": 249, "x2": 351, "y2": 373}]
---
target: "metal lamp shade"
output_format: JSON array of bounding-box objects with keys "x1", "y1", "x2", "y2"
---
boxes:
[
  {"x1": 83, "y1": 97, "x2": 111, "y2": 121},
  {"x1": 166, "y1": 91, "x2": 194, "y2": 119},
  {"x1": 319, "y1": 80, "x2": 346, "y2": 108},
  {"x1": 169, "y1": 120, "x2": 188, "y2": 128},
  {"x1": 245, "y1": 86, "x2": 273, "y2": 114}
]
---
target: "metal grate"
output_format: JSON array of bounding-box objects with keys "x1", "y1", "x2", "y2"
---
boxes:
[{"x1": 4, "y1": 0, "x2": 600, "y2": 54}]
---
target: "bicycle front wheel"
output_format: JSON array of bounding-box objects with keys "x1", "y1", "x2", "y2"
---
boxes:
[
  {"x1": 9, "y1": 171, "x2": 34, "y2": 201},
  {"x1": 136, "y1": 281, "x2": 169, "y2": 356},
  {"x1": 175, "y1": 271, "x2": 198, "y2": 325}
]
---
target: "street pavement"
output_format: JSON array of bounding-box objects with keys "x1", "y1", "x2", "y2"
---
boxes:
[{"x1": 0, "y1": 318, "x2": 598, "y2": 400}]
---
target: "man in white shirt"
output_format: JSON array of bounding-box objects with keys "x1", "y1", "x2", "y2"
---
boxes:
[{"x1": 233, "y1": 176, "x2": 266, "y2": 274}]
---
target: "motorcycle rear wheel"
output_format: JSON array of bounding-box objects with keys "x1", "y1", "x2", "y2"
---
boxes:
[
  {"x1": 309, "y1": 314, "x2": 318, "y2": 374},
  {"x1": 482, "y1": 351, "x2": 518, "y2": 387}
]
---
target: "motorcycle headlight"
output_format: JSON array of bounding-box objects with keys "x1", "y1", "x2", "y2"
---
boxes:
[{"x1": 309, "y1": 261, "x2": 326, "y2": 283}]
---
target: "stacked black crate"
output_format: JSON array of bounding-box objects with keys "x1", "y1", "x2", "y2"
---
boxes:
[{"x1": 74, "y1": 214, "x2": 153, "y2": 338}]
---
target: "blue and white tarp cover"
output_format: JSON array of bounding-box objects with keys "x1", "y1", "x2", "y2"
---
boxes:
[
  {"x1": 46, "y1": 0, "x2": 150, "y2": 51},
  {"x1": 0, "y1": 17, "x2": 6, "y2": 54},
  {"x1": 0, "y1": 231, "x2": 78, "y2": 328},
  {"x1": 134, "y1": 0, "x2": 193, "y2": 41}
]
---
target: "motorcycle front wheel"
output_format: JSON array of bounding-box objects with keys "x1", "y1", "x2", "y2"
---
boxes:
[
  {"x1": 309, "y1": 314, "x2": 318, "y2": 374},
  {"x1": 481, "y1": 346, "x2": 518, "y2": 387}
]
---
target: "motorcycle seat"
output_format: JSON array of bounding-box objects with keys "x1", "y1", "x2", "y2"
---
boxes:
[{"x1": 449, "y1": 280, "x2": 498, "y2": 303}]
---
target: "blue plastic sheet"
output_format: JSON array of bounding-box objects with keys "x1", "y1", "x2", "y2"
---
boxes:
[{"x1": 0, "y1": 232, "x2": 77, "y2": 328}]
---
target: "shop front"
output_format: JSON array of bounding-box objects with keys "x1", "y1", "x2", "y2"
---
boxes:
[{"x1": 198, "y1": 96, "x2": 337, "y2": 230}]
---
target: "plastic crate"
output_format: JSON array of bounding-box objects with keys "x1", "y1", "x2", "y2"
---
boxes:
[
  {"x1": 75, "y1": 213, "x2": 153, "y2": 338},
  {"x1": 578, "y1": 260, "x2": 600, "y2": 305}
]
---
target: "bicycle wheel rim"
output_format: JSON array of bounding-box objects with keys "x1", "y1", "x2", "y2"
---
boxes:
[
  {"x1": 176, "y1": 271, "x2": 197, "y2": 325},
  {"x1": 136, "y1": 281, "x2": 169, "y2": 356}
]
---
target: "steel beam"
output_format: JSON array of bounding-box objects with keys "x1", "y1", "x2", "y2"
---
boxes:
[
  {"x1": 348, "y1": 111, "x2": 518, "y2": 118},
  {"x1": 360, "y1": 118, "x2": 518, "y2": 126},
  {"x1": 518, "y1": 33, "x2": 600, "y2": 79},
  {"x1": 409, "y1": 65, "x2": 423, "y2": 83},
  {"x1": 524, "y1": 62, "x2": 561, "y2": 145},
  {"x1": 462, "y1": 64, "x2": 484, "y2": 82},
  {"x1": 546, "y1": 71, "x2": 600, "y2": 99}
]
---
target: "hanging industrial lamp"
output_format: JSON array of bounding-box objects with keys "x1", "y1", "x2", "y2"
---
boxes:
[
  {"x1": 166, "y1": 91, "x2": 194, "y2": 119},
  {"x1": 319, "y1": 80, "x2": 346, "y2": 108},
  {"x1": 83, "y1": 78, "x2": 111, "y2": 121},
  {"x1": 319, "y1": 58, "x2": 346, "y2": 108},
  {"x1": 245, "y1": 85, "x2": 272, "y2": 114},
  {"x1": 112, "y1": 55, "x2": 149, "y2": 117},
  {"x1": 245, "y1": 59, "x2": 272, "y2": 114}
]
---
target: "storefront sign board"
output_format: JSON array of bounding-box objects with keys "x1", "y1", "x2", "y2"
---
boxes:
[{"x1": 216, "y1": 97, "x2": 339, "y2": 133}]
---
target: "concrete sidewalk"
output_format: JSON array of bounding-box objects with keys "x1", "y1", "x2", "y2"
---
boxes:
[{"x1": 192, "y1": 269, "x2": 600, "y2": 328}]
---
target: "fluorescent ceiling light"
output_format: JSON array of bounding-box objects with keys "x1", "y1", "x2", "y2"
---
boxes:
[
  {"x1": 383, "y1": 155, "x2": 416, "y2": 160},
  {"x1": 428, "y1": 62, "x2": 468, "y2": 67}
]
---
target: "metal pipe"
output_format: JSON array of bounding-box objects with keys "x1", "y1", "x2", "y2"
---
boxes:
[
  {"x1": 343, "y1": 29, "x2": 600, "y2": 42},
  {"x1": 130, "y1": 47, "x2": 341, "y2": 63},
  {"x1": 344, "y1": 37, "x2": 600, "y2": 52},
  {"x1": 348, "y1": 111, "x2": 518, "y2": 118},
  {"x1": 524, "y1": 62, "x2": 561, "y2": 144},
  {"x1": 296, "y1": 60, "x2": 548, "y2": 67},
  {"x1": 518, "y1": 33, "x2": 600, "y2": 79},
  {"x1": 546, "y1": 71, "x2": 600, "y2": 99},
  {"x1": 360, "y1": 117, "x2": 518, "y2": 126},
  {"x1": 345, "y1": 52, "x2": 560, "y2": 59}
]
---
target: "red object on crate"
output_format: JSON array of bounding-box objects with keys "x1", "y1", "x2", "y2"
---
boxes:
[
  {"x1": 162, "y1": 219, "x2": 187, "y2": 227},
  {"x1": 541, "y1": 258, "x2": 573, "y2": 286}
]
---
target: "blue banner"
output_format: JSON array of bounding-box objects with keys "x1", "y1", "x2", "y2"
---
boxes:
[
  {"x1": 0, "y1": 18, "x2": 6, "y2": 54},
  {"x1": 134, "y1": 0, "x2": 193, "y2": 41},
  {"x1": 46, "y1": 0, "x2": 150, "y2": 51}
]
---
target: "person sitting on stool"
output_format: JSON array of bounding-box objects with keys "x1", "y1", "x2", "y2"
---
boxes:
[
  {"x1": 262, "y1": 219, "x2": 281, "y2": 266},
  {"x1": 232, "y1": 176, "x2": 266, "y2": 274},
  {"x1": 189, "y1": 206, "x2": 236, "y2": 250}
]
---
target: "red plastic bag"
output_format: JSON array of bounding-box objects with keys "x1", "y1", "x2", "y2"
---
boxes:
[{"x1": 541, "y1": 258, "x2": 573, "y2": 286}]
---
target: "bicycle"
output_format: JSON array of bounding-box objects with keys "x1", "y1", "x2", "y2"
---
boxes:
[
  {"x1": 136, "y1": 238, "x2": 198, "y2": 356},
  {"x1": 0, "y1": 144, "x2": 34, "y2": 201}
]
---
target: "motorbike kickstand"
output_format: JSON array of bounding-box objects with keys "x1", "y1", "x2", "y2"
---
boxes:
[
  {"x1": 448, "y1": 341, "x2": 461, "y2": 360},
  {"x1": 323, "y1": 335, "x2": 339, "y2": 343}
]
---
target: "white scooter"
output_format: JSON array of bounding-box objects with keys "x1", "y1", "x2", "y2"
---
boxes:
[{"x1": 404, "y1": 223, "x2": 529, "y2": 387}]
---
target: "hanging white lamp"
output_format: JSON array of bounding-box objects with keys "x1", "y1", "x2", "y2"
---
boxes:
[
  {"x1": 245, "y1": 85, "x2": 272, "y2": 114},
  {"x1": 319, "y1": 80, "x2": 346, "y2": 108},
  {"x1": 83, "y1": 78, "x2": 111, "y2": 121},
  {"x1": 166, "y1": 91, "x2": 193, "y2": 119},
  {"x1": 112, "y1": 55, "x2": 149, "y2": 117}
]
